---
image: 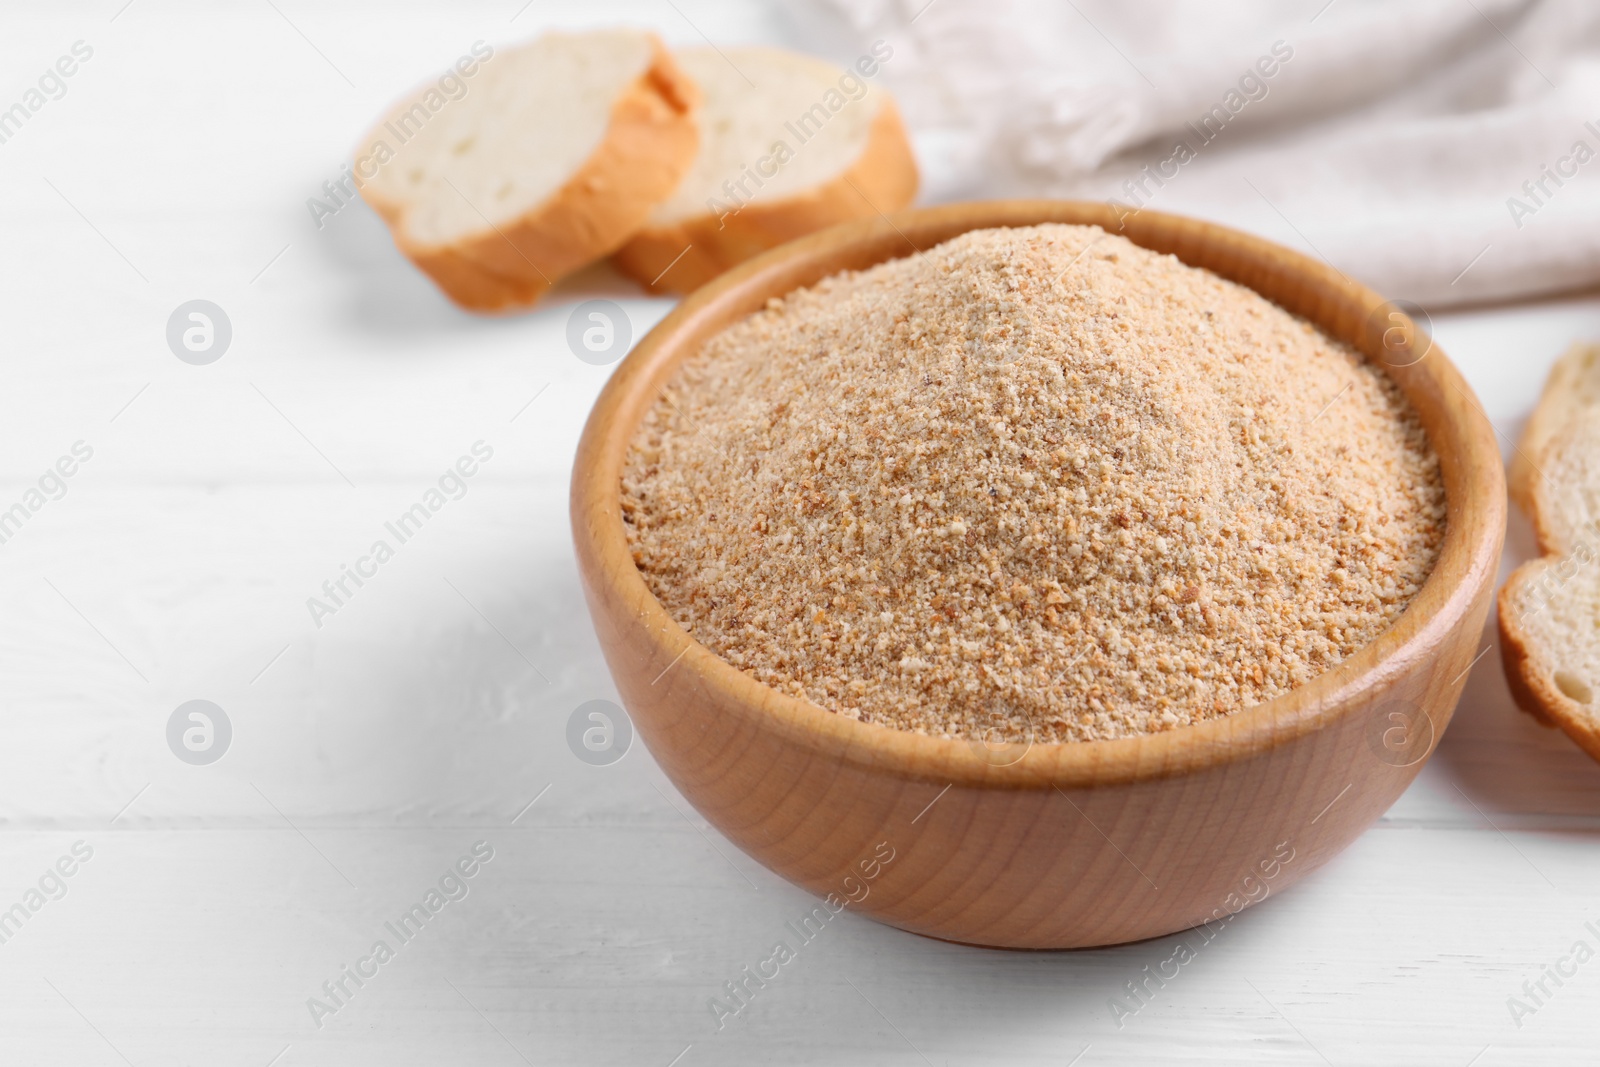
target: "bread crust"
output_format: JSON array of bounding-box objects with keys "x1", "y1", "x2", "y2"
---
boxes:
[
  {"x1": 1499, "y1": 566, "x2": 1600, "y2": 757},
  {"x1": 362, "y1": 35, "x2": 701, "y2": 313},
  {"x1": 611, "y1": 96, "x2": 919, "y2": 295},
  {"x1": 404, "y1": 244, "x2": 550, "y2": 311},
  {"x1": 1498, "y1": 412, "x2": 1600, "y2": 763},
  {"x1": 1509, "y1": 342, "x2": 1600, "y2": 513}
]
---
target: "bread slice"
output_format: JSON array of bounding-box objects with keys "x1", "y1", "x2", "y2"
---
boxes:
[
  {"x1": 1509, "y1": 342, "x2": 1600, "y2": 513},
  {"x1": 359, "y1": 30, "x2": 699, "y2": 312},
  {"x1": 1499, "y1": 408, "x2": 1600, "y2": 760},
  {"x1": 611, "y1": 45, "x2": 917, "y2": 294}
]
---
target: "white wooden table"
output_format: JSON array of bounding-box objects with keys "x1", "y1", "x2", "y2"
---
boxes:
[{"x1": 3, "y1": 2, "x2": 1599, "y2": 1064}]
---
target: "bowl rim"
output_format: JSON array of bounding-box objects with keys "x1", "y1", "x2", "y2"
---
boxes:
[{"x1": 571, "y1": 199, "x2": 1506, "y2": 789}]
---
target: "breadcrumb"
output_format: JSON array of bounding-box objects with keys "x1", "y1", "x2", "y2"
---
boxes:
[{"x1": 622, "y1": 224, "x2": 1445, "y2": 742}]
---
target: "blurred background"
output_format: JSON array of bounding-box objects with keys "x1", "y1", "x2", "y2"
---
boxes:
[{"x1": 1, "y1": 1, "x2": 1598, "y2": 1064}]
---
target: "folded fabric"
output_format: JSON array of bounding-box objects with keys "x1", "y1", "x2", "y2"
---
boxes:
[{"x1": 791, "y1": 0, "x2": 1600, "y2": 307}]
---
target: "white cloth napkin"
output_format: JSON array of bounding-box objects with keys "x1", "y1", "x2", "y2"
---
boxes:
[{"x1": 791, "y1": 0, "x2": 1600, "y2": 307}]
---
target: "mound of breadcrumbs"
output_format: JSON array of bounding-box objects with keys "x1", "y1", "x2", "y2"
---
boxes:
[{"x1": 622, "y1": 224, "x2": 1446, "y2": 742}]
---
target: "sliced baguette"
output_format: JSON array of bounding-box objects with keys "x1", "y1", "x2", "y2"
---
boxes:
[
  {"x1": 611, "y1": 45, "x2": 918, "y2": 294},
  {"x1": 1499, "y1": 408, "x2": 1600, "y2": 761},
  {"x1": 359, "y1": 30, "x2": 699, "y2": 312},
  {"x1": 1509, "y1": 341, "x2": 1600, "y2": 513}
]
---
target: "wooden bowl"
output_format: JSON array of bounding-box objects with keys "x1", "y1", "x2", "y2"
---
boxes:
[{"x1": 570, "y1": 201, "x2": 1505, "y2": 949}]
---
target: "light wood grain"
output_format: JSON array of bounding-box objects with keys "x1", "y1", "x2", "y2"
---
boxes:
[{"x1": 571, "y1": 200, "x2": 1507, "y2": 948}]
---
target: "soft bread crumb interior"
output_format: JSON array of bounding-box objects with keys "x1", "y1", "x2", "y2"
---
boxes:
[
  {"x1": 1509, "y1": 567, "x2": 1600, "y2": 716},
  {"x1": 1511, "y1": 411, "x2": 1600, "y2": 722},
  {"x1": 363, "y1": 30, "x2": 655, "y2": 246},
  {"x1": 1532, "y1": 412, "x2": 1600, "y2": 553},
  {"x1": 648, "y1": 45, "x2": 879, "y2": 224}
]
